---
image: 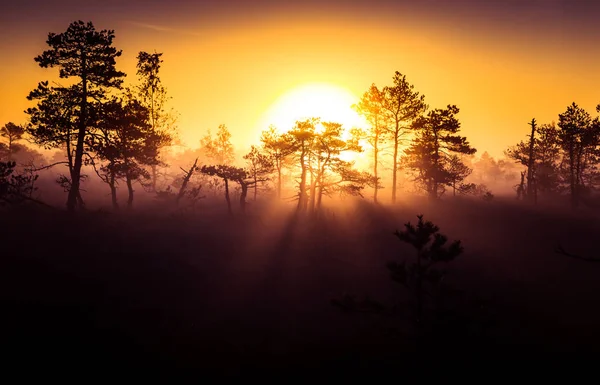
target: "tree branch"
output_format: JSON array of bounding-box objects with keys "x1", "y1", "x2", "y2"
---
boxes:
[
  {"x1": 26, "y1": 161, "x2": 70, "y2": 172},
  {"x1": 555, "y1": 244, "x2": 600, "y2": 263}
]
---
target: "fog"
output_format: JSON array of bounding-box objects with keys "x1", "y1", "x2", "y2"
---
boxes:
[{"x1": 3, "y1": 180, "x2": 600, "y2": 371}]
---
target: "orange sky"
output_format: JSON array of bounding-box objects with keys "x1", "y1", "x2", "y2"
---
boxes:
[{"x1": 2, "y1": 1, "x2": 600, "y2": 160}]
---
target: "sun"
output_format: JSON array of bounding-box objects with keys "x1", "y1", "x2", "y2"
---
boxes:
[
  {"x1": 259, "y1": 83, "x2": 367, "y2": 134},
  {"x1": 257, "y1": 83, "x2": 369, "y2": 164}
]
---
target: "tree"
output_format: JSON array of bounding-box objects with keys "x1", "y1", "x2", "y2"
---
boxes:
[
  {"x1": 176, "y1": 158, "x2": 199, "y2": 205},
  {"x1": 27, "y1": 84, "x2": 86, "y2": 207},
  {"x1": 406, "y1": 105, "x2": 476, "y2": 200},
  {"x1": 27, "y1": 21, "x2": 125, "y2": 211},
  {"x1": 0, "y1": 123, "x2": 25, "y2": 160},
  {"x1": 260, "y1": 125, "x2": 295, "y2": 199},
  {"x1": 446, "y1": 155, "x2": 472, "y2": 196},
  {"x1": 319, "y1": 160, "x2": 378, "y2": 203},
  {"x1": 557, "y1": 103, "x2": 598, "y2": 209},
  {"x1": 243, "y1": 145, "x2": 274, "y2": 201},
  {"x1": 283, "y1": 118, "x2": 369, "y2": 212},
  {"x1": 473, "y1": 151, "x2": 502, "y2": 185},
  {"x1": 526, "y1": 118, "x2": 537, "y2": 203},
  {"x1": 388, "y1": 215, "x2": 463, "y2": 326},
  {"x1": 381, "y1": 72, "x2": 427, "y2": 203},
  {"x1": 505, "y1": 121, "x2": 562, "y2": 199},
  {"x1": 90, "y1": 95, "x2": 161, "y2": 209},
  {"x1": 353, "y1": 84, "x2": 389, "y2": 203},
  {"x1": 135, "y1": 51, "x2": 177, "y2": 192},
  {"x1": 200, "y1": 164, "x2": 254, "y2": 214},
  {"x1": 307, "y1": 121, "x2": 365, "y2": 211},
  {"x1": 201, "y1": 124, "x2": 235, "y2": 165},
  {"x1": 287, "y1": 118, "x2": 317, "y2": 212},
  {"x1": 535, "y1": 123, "x2": 561, "y2": 194},
  {"x1": 0, "y1": 161, "x2": 38, "y2": 205}
]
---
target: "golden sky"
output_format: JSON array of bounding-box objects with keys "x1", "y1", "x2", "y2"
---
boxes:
[{"x1": 2, "y1": 1, "x2": 600, "y2": 159}]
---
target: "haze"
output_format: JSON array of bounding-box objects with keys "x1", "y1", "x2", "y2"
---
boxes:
[
  {"x1": 3, "y1": 0, "x2": 600, "y2": 374},
  {"x1": 2, "y1": 0, "x2": 600, "y2": 158}
]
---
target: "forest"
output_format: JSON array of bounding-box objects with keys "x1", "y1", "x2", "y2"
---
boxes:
[{"x1": 2, "y1": 20, "x2": 600, "y2": 373}]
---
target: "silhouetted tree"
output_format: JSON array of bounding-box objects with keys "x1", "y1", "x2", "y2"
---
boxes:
[
  {"x1": 535, "y1": 123, "x2": 561, "y2": 194},
  {"x1": 177, "y1": 158, "x2": 199, "y2": 205},
  {"x1": 506, "y1": 121, "x2": 562, "y2": 199},
  {"x1": 309, "y1": 123, "x2": 371, "y2": 209},
  {"x1": 243, "y1": 145, "x2": 274, "y2": 200},
  {"x1": 457, "y1": 182, "x2": 493, "y2": 201},
  {"x1": 91, "y1": 95, "x2": 161, "y2": 209},
  {"x1": 353, "y1": 84, "x2": 389, "y2": 203},
  {"x1": 200, "y1": 164, "x2": 256, "y2": 214},
  {"x1": 446, "y1": 155, "x2": 472, "y2": 196},
  {"x1": 406, "y1": 105, "x2": 476, "y2": 199},
  {"x1": 283, "y1": 119, "x2": 369, "y2": 212},
  {"x1": 388, "y1": 215, "x2": 463, "y2": 326},
  {"x1": 260, "y1": 125, "x2": 295, "y2": 199},
  {"x1": 381, "y1": 72, "x2": 427, "y2": 203},
  {"x1": 287, "y1": 118, "x2": 317, "y2": 211},
  {"x1": 135, "y1": 51, "x2": 177, "y2": 191},
  {"x1": 27, "y1": 21, "x2": 125, "y2": 211},
  {"x1": 0, "y1": 123, "x2": 25, "y2": 160},
  {"x1": 26, "y1": 84, "x2": 86, "y2": 207},
  {"x1": 0, "y1": 161, "x2": 38, "y2": 205},
  {"x1": 557, "y1": 103, "x2": 599, "y2": 209},
  {"x1": 526, "y1": 118, "x2": 537, "y2": 203},
  {"x1": 320, "y1": 161, "x2": 378, "y2": 203}
]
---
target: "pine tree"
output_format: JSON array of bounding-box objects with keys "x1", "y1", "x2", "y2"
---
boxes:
[
  {"x1": 381, "y1": 72, "x2": 427, "y2": 203},
  {"x1": 353, "y1": 84, "x2": 389, "y2": 203},
  {"x1": 135, "y1": 51, "x2": 177, "y2": 191},
  {"x1": 406, "y1": 105, "x2": 476, "y2": 199},
  {"x1": 0, "y1": 123, "x2": 26, "y2": 160},
  {"x1": 388, "y1": 215, "x2": 463, "y2": 326},
  {"x1": 27, "y1": 21, "x2": 125, "y2": 211}
]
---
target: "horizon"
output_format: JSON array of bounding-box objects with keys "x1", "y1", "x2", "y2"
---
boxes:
[{"x1": 3, "y1": 1, "x2": 600, "y2": 159}]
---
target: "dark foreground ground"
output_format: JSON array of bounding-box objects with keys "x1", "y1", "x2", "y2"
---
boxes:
[{"x1": 2, "y1": 196, "x2": 600, "y2": 375}]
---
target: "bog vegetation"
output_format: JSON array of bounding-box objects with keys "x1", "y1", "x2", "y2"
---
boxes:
[{"x1": 4, "y1": 21, "x2": 600, "y2": 213}]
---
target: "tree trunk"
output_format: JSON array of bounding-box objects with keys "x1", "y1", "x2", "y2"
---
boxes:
[
  {"x1": 67, "y1": 53, "x2": 87, "y2": 212},
  {"x1": 253, "y1": 175, "x2": 257, "y2": 201},
  {"x1": 151, "y1": 164, "x2": 157, "y2": 192},
  {"x1": 110, "y1": 171, "x2": 118, "y2": 210},
  {"x1": 317, "y1": 184, "x2": 324, "y2": 209},
  {"x1": 240, "y1": 182, "x2": 248, "y2": 213},
  {"x1": 224, "y1": 179, "x2": 232, "y2": 215},
  {"x1": 7, "y1": 137, "x2": 13, "y2": 161},
  {"x1": 126, "y1": 174, "x2": 134, "y2": 209},
  {"x1": 575, "y1": 144, "x2": 584, "y2": 206},
  {"x1": 177, "y1": 158, "x2": 198, "y2": 205},
  {"x1": 297, "y1": 142, "x2": 308, "y2": 212},
  {"x1": 526, "y1": 119, "x2": 536, "y2": 203},
  {"x1": 277, "y1": 164, "x2": 282, "y2": 200},
  {"x1": 429, "y1": 180, "x2": 437, "y2": 200},
  {"x1": 309, "y1": 174, "x2": 318, "y2": 213},
  {"x1": 392, "y1": 127, "x2": 399, "y2": 203},
  {"x1": 430, "y1": 133, "x2": 440, "y2": 201},
  {"x1": 373, "y1": 131, "x2": 379, "y2": 204},
  {"x1": 569, "y1": 143, "x2": 577, "y2": 209}
]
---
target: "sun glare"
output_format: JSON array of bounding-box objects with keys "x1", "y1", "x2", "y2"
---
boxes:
[
  {"x1": 260, "y1": 83, "x2": 367, "y2": 133},
  {"x1": 258, "y1": 83, "x2": 369, "y2": 164}
]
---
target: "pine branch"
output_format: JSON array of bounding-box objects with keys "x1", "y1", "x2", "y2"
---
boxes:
[
  {"x1": 555, "y1": 244, "x2": 600, "y2": 263},
  {"x1": 26, "y1": 161, "x2": 70, "y2": 172}
]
